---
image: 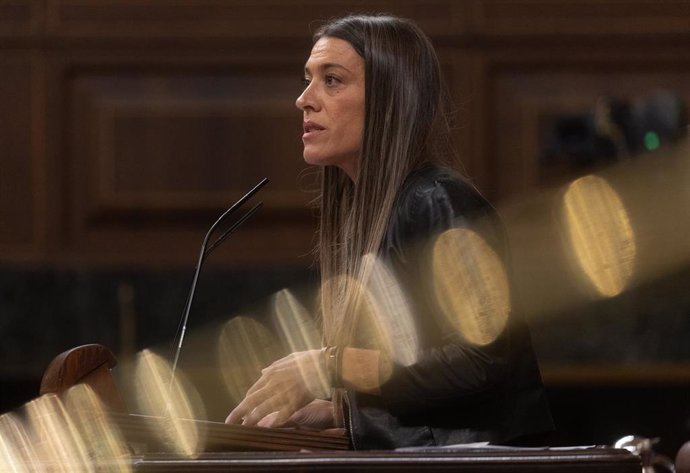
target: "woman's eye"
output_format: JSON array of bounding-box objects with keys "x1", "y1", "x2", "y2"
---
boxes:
[{"x1": 325, "y1": 75, "x2": 340, "y2": 86}]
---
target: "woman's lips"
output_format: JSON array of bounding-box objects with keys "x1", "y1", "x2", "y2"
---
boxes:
[{"x1": 303, "y1": 121, "x2": 326, "y2": 138}]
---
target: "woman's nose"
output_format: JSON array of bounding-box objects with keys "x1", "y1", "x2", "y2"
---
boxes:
[{"x1": 296, "y1": 83, "x2": 317, "y2": 111}]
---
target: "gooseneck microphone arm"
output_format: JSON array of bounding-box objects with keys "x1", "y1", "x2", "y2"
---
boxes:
[{"x1": 169, "y1": 177, "x2": 269, "y2": 382}]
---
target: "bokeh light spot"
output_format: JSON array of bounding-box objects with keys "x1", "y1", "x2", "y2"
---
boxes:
[
  {"x1": 272, "y1": 289, "x2": 321, "y2": 353},
  {"x1": 272, "y1": 289, "x2": 329, "y2": 395},
  {"x1": 562, "y1": 175, "x2": 636, "y2": 297},
  {"x1": 62, "y1": 384, "x2": 131, "y2": 472},
  {"x1": 217, "y1": 316, "x2": 279, "y2": 406},
  {"x1": 133, "y1": 350, "x2": 205, "y2": 457},
  {"x1": 432, "y1": 228, "x2": 510, "y2": 346},
  {"x1": 644, "y1": 131, "x2": 661, "y2": 151},
  {"x1": 25, "y1": 394, "x2": 93, "y2": 472},
  {"x1": 0, "y1": 413, "x2": 38, "y2": 473},
  {"x1": 360, "y1": 254, "x2": 419, "y2": 367}
]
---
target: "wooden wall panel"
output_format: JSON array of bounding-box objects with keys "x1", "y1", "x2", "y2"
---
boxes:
[
  {"x1": 45, "y1": 0, "x2": 460, "y2": 39},
  {"x1": 487, "y1": 51, "x2": 690, "y2": 200},
  {"x1": 0, "y1": 53, "x2": 40, "y2": 256},
  {"x1": 0, "y1": 0, "x2": 42, "y2": 38},
  {"x1": 59, "y1": 57, "x2": 317, "y2": 265},
  {"x1": 471, "y1": 0, "x2": 690, "y2": 36},
  {"x1": 435, "y1": 49, "x2": 482, "y2": 187},
  {"x1": 0, "y1": 0, "x2": 689, "y2": 267},
  {"x1": 69, "y1": 69, "x2": 306, "y2": 209}
]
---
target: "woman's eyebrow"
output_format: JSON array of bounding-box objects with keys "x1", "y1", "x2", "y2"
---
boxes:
[{"x1": 304, "y1": 63, "x2": 352, "y2": 76}]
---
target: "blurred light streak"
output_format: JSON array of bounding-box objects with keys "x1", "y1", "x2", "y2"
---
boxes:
[
  {"x1": 133, "y1": 349, "x2": 205, "y2": 457},
  {"x1": 321, "y1": 272, "x2": 408, "y2": 382},
  {"x1": 0, "y1": 413, "x2": 38, "y2": 473},
  {"x1": 272, "y1": 289, "x2": 321, "y2": 352},
  {"x1": 25, "y1": 394, "x2": 93, "y2": 472},
  {"x1": 272, "y1": 289, "x2": 329, "y2": 395},
  {"x1": 320, "y1": 275, "x2": 380, "y2": 357},
  {"x1": 360, "y1": 254, "x2": 419, "y2": 367},
  {"x1": 500, "y1": 140, "x2": 689, "y2": 320},
  {"x1": 216, "y1": 316, "x2": 279, "y2": 405},
  {"x1": 562, "y1": 175, "x2": 636, "y2": 297},
  {"x1": 63, "y1": 384, "x2": 131, "y2": 473},
  {"x1": 431, "y1": 228, "x2": 510, "y2": 345}
]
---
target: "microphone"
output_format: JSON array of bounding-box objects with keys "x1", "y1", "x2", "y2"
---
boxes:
[{"x1": 169, "y1": 178, "x2": 269, "y2": 381}]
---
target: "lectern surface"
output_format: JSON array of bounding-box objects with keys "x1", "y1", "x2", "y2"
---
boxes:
[{"x1": 132, "y1": 446, "x2": 640, "y2": 473}]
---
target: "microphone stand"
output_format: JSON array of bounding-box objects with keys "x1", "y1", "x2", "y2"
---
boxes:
[{"x1": 169, "y1": 178, "x2": 269, "y2": 387}]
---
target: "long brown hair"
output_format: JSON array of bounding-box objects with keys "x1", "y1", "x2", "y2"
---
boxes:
[{"x1": 314, "y1": 14, "x2": 458, "y2": 345}]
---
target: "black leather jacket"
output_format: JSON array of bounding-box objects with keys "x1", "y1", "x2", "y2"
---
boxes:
[{"x1": 344, "y1": 165, "x2": 554, "y2": 449}]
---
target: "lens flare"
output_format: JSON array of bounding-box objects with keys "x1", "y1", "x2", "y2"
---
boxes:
[
  {"x1": 320, "y1": 275, "x2": 377, "y2": 347},
  {"x1": 320, "y1": 273, "x2": 395, "y2": 384},
  {"x1": 272, "y1": 289, "x2": 329, "y2": 396},
  {"x1": 62, "y1": 384, "x2": 131, "y2": 472},
  {"x1": 562, "y1": 175, "x2": 636, "y2": 297},
  {"x1": 432, "y1": 228, "x2": 511, "y2": 346},
  {"x1": 320, "y1": 257, "x2": 419, "y2": 381},
  {"x1": 360, "y1": 254, "x2": 419, "y2": 367},
  {"x1": 133, "y1": 349, "x2": 206, "y2": 457},
  {"x1": 0, "y1": 413, "x2": 39, "y2": 473},
  {"x1": 272, "y1": 289, "x2": 321, "y2": 352},
  {"x1": 25, "y1": 393, "x2": 94, "y2": 472},
  {"x1": 217, "y1": 316, "x2": 280, "y2": 405}
]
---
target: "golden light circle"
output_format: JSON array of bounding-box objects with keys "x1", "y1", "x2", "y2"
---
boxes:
[
  {"x1": 217, "y1": 316, "x2": 279, "y2": 405},
  {"x1": 432, "y1": 228, "x2": 511, "y2": 346},
  {"x1": 562, "y1": 175, "x2": 636, "y2": 297},
  {"x1": 133, "y1": 350, "x2": 206, "y2": 457}
]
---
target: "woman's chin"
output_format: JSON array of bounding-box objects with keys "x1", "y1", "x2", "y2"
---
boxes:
[
  {"x1": 303, "y1": 153, "x2": 328, "y2": 167},
  {"x1": 303, "y1": 152, "x2": 357, "y2": 178}
]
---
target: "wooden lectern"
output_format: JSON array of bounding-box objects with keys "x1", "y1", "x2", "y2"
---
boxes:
[
  {"x1": 39, "y1": 344, "x2": 642, "y2": 472},
  {"x1": 39, "y1": 344, "x2": 350, "y2": 452}
]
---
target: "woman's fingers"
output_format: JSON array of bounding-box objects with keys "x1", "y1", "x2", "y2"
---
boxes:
[
  {"x1": 226, "y1": 384, "x2": 272, "y2": 424},
  {"x1": 225, "y1": 407, "x2": 242, "y2": 424},
  {"x1": 228, "y1": 375, "x2": 300, "y2": 425},
  {"x1": 242, "y1": 396, "x2": 292, "y2": 426},
  {"x1": 226, "y1": 400, "x2": 250, "y2": 424},
  {"x1": 287, "y1": 399, "x2": 335, "y2": 430},
  {"x1": 226, "y1": 351, "x2": 323, "y2": 425},
  {"x1": 256, "y1": 409, "x2": 293, "y2": 428},
  {"x1": 256, "y1": 411, "x2": 281, "y2": 428}
]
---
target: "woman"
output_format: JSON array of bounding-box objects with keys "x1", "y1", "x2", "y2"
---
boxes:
[{"x1": 226, "y1": 14, "x2": 553, "y2": 449}]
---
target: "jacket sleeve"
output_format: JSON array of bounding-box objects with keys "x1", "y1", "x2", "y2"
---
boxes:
[{"x1": 377, "y1": 173, "x2": 512, "y2": 414}]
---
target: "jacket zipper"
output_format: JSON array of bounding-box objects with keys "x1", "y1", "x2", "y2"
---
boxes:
[{"x1": 343, "y1": 390, "x2": 356, "y2": 450}]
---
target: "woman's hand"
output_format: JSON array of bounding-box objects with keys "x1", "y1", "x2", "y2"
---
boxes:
[
  {"x1": 225, "y1": 349, "x2": 329, "y2": 427},
  {"x1": 285, "y1": 399, "x2": 336, "y2": 430}
]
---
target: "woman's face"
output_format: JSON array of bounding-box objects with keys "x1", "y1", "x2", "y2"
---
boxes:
[{"x1": 295, "y1": 36, "x2": 365, "y2": 179}]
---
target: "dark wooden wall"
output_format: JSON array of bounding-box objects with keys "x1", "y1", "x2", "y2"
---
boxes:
[
  {"x1": 4, "y1": 0, "x2": 690, "y2": 267},
  {"x1": 1, "y1": 0, "x2": 690, "y2": 455}
]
